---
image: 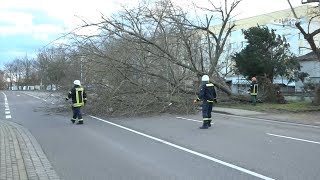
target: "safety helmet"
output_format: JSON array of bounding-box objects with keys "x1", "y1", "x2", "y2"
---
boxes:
[
  {"x1": 251, "y1": 77, "x2": 257, "y2": 81},
  {"x1": 201, "y1": 75, "x2": 209, "y2": 82},
  {"x1": 73, "y1": 80, "x2": 81, "y2": 86}
]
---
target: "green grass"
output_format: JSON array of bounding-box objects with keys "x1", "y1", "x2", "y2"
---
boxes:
[{"x1": 218, "y1": 101, "x2": 320, "y2": 113}]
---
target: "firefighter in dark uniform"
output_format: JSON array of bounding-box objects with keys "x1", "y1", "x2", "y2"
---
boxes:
[
  {"x1": 249, "y1": 77, "x2": 258, "y2": 106},
  {"x1": 194, "y1": 75, "x2": 217, "y2": 129},
  {"x1": 66, "y1": 80, "x2": 87, "y2": 124}
]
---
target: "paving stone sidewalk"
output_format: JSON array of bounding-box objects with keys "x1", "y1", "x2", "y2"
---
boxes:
[{"x1": 0, "y1": 120, "x2": 60, "y2": 180}]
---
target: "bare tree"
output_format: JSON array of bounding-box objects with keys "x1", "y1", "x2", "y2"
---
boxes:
[
  {"x1": 287, "y1": 0, "x2": 320, "y2": 61},
  {"x1": 64, "y1": 0, "x2": 243, "y2": 115},
  {"x1": 36, "y1": 47, "x2": 71, "y2": 90}
]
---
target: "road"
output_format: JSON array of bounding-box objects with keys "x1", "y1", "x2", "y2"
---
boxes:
[{"x1": 1, "y1": 90, "x2": 320, "y2": 180}]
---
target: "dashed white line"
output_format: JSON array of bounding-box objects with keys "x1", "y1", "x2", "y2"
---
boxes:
[
  {"x1": 267, "y1": 133, "x2": 320, "y2": 145},
  {"x1": 90, "y1": 115, "x2": 275, "y2": 180},
  {"x1": 2, "y1": 92, "x2": 12, "y2": 119},
  {"x1": 176, "y1": 117, "x2": 216, "y2": 126},
  {"x1": 176, "y1": 117, "x2": 202, "y2": 123}
]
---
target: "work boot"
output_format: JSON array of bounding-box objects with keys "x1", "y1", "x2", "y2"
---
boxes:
[
  {"x1": 208, "y1": 120, "x2": 212, "y2": 127},
  {"x1": 70, "y1": 119, "x2": 76, "y2": 124},
  {"x1": 76, "y1": 119, "x2": 84, "y2": 125},
  {"x1": 199, "y1": 121, "x2": 208, "y2": 129}
]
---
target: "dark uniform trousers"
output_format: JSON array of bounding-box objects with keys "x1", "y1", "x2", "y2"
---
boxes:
[
  {"x1": 72, "y1": 106, "x2": 82, "y2": 120},
  {"x1": 202, "y1": 101, "x2": 213, "y2": 121}
]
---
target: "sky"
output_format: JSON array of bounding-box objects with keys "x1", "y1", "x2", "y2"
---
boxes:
[{"x1": 0, "y1": 0, "x2": 310, "y2": 68}]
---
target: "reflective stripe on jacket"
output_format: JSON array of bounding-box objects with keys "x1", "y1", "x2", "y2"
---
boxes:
[
  {"x1": 197, "y1": 82, "x2": 217, "y2": 102},
  {"x1": 250, "y1": 83, "x2": 258, "y2": 96},
  {"x1": 67, "y1": 85, "x2": 87, "y2": 107}
]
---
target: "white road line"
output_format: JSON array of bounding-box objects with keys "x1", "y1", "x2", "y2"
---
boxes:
[
  {"x1": 267, "y1": 133, "x2": 320, "y2": 145},
  {"x1": 176, "y1": 117, "x2": 202, "y2": 123},
  {"x1": 22, "y1": 93, "x2": 42, "y2": 100},
  {"x1": 214, "y1": 113, "x2": 320, "y2": 129},
  {"x1": 22, "y1": 92, "x2": 50, "y2": 103},
  {"x1": 2, "y1": 92, "x2": 11, "y2": 119},
  {"x1": 90, "y1": 115, "x2": 275, "y2": 180},
  {"x1": 176, "y1": 117, "x2": 216, "y2": 126}
]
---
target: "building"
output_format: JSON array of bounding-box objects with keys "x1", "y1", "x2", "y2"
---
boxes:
[
  {"x1": 226, "y1": 5, "x2": 320, "y2": 57},
  {"x1": 217, "y1": 5, "x2": 320, "y2": 94},
  {"x1": 295, "y1": 52, "x2": 320, "y2": 91}
]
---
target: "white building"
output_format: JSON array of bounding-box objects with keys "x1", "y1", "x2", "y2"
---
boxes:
[
  {"x1": 296, "y1": 52, "x2": 320, "y2": 91},
  {"x1": 226, "y1": 5, "x2": 320, "y2": 57},
  {"x1": 219, "y1": 5, "x2": 320, "y2": 93}
]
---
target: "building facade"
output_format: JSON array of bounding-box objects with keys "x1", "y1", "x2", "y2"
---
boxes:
[
  {"x1": 228, "y1": 5, "x2": 319, "y2": 57},
  {"x1": 220, "y1": 5, "x2": 320, "y2": 94}
]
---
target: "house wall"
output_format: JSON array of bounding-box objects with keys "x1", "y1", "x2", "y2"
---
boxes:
[
  {"x1": 227, "y1": 5, "x2": 320, "y2": 57},
  {"x1": 300, "y1": 61, "x2": 320, "y2": 79}
]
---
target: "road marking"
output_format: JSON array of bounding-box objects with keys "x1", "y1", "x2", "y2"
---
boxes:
[
  {"x1": 176, "y1": 117, "x2": 202, "y2": 123},
  {"x1": 176, "y1": 117, "x2": 216, "y2": 126},
  {"x1": 2, "y1": 92, "x2": 12, "y2": 119},
  {"x1": 214, "y1": 113, "x2": 320, "y2": 129},
  {"x1": 90, "y1": 115, "x2": 275, "y2": 180},
  {"x1": 23, "y1": 93, "x2": 42, "y2": 100},
  {"x1": 22, "y1": 92, "x2": 49, "y2": 102},
  {"x1": 267, "y1": 133, "x2": 320, "y2": 145}
]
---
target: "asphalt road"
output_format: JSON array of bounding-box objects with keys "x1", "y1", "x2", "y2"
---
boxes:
[{"x1": 1, "y1": 91, "x2": 320, "y2": 180}]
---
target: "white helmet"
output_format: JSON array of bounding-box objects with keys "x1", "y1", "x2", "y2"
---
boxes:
[
  {"x1": 201, "y1": 75, "x2": 209, "y2": 82},
  {"x1": 73, "y1": 80, "x2": 81, "y2": 86}
]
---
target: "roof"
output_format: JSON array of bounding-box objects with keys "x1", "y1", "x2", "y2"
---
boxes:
[
  {"x1": 273, "y1": 79, "x2": 295, "y2": 86},
  {"x1": 297, "y1": 51, "x2": 320, "y2": 61}
]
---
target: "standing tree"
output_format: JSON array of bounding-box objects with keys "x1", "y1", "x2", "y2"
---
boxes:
[
  {"x1": 36, "y1": 47, "x2": 70, "y2": 90},
  {"x1": 233, "y1": 26, "x2": 300, "y2": 101},
  {"x1": 287, "y1": 0, "x2": 320, "y2": 61},
  {"x1": 287, "y1": 0, "x2": 320, "y2": 105}
]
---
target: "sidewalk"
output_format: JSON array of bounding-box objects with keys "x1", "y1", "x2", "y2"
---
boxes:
[
  {"x1": 213, "y1": 107, "x2": 320, "y2": 127},
  {"x1": 0, "y1": 120, "x2": 60, "y2": 180}
]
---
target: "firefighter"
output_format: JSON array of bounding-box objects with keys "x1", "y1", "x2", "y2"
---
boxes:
[
  {"x1": 66, "y1": 80, "x2": 87, "y2": 124},
  {"x1": 194, "y1": 75, "x2": 217, "y2": 129},
  {"x1": 249, "y1": 77, "x2": 258, "y2": 106}
]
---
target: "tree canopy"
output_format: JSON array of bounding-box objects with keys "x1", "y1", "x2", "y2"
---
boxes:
[{"x1": 232, "y1": 26, "x2": 300, "y2": 82}]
